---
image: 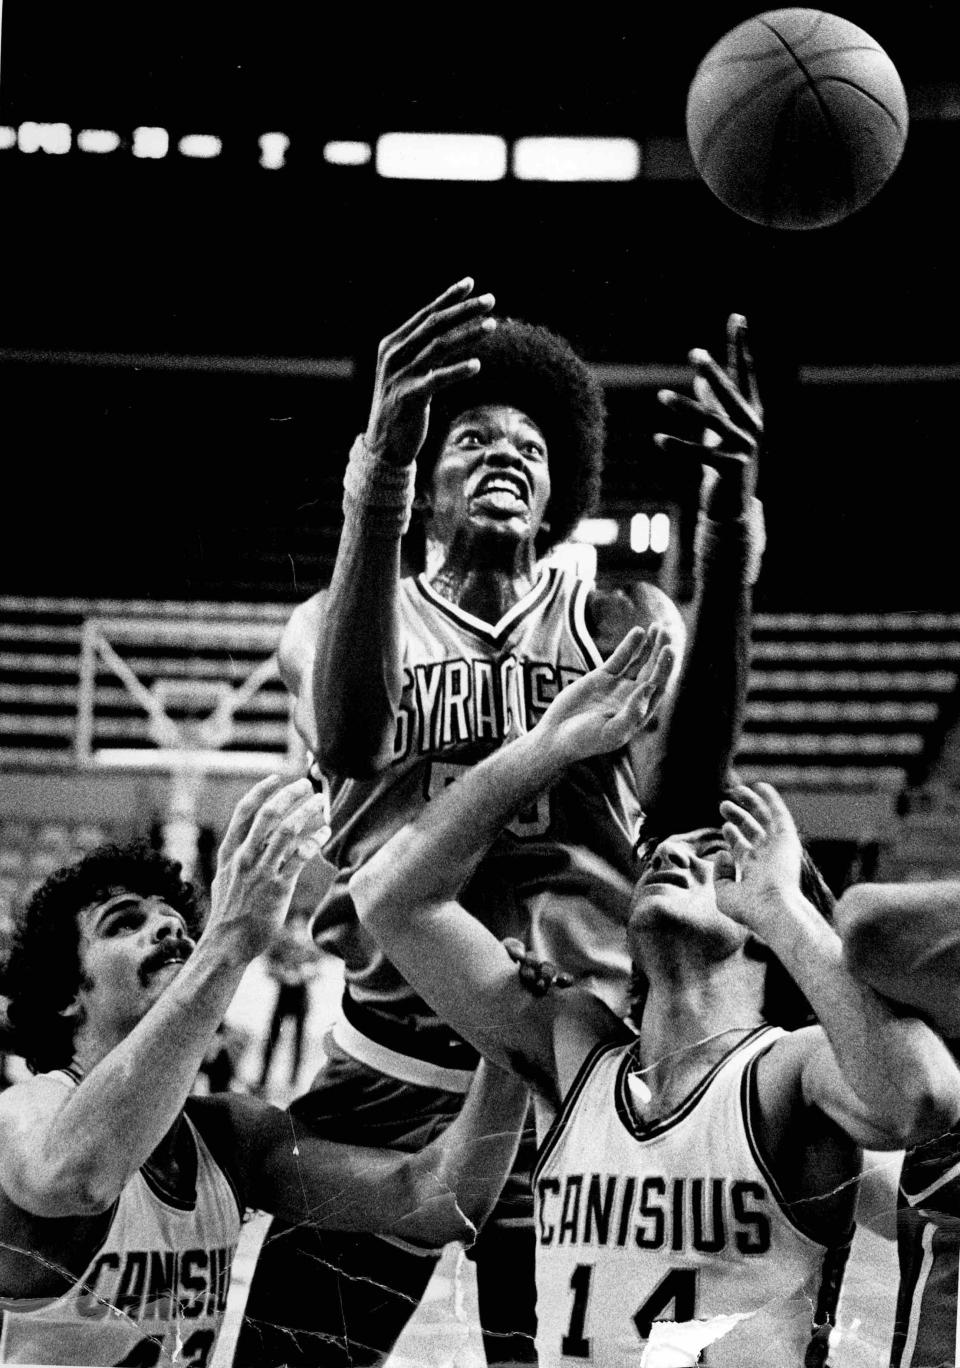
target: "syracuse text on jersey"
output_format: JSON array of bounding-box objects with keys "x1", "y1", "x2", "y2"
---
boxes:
[{"x1": 392, "y1": 652, "x2": 586, "y2": 761}]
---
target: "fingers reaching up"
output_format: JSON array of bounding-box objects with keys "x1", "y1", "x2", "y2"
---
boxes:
[
  {"x1": 365, "y1": 279, "x2": 497, "y2": 465},
  {"x1": 210, "y1": 776, "x2": 331, "y2": 963},
  {"x1": 652, "y1": 313, "x2": 762, "y2": 492},
  {"x1": 540, "y1": 623, "x2": 678, "y2": 764},
  {"x1": 713, "y1": 782, "x2": 805, "y2": 932}
]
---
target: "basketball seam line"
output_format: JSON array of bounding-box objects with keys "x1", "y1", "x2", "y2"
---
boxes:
[
  {"x1": 760, "y1": 22, "x2": 905, "y2": 133},
  {"x1": 811, "y1": 75, "x2": 907, "y2": 135},
  {"x1": 692, "y1": 33, "x2": 893, "y2": 175},
  {"x1": 760, "y1": 18, "x2": 895, "y2": 214},
  {"x1": 759, "y1": 19, "x2": 846, "y2": 135},
  {"x1": 705, "y1": 45, "x2": 894, "y2": 74}
]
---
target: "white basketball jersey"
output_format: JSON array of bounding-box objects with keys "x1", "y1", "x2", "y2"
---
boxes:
[
  {"x1": 533, "y1": 1027, "x2": 842, "y2": 1367},
  {"x1": 0, "y1": 1080, "x2": 242, "y2": 1366}
]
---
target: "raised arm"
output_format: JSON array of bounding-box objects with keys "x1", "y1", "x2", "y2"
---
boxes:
[
  {"x1": 295, "y1": 278, "x2": 497, "y2": 776},
  {"x1": 351, "y1": 627, "x2": 675, "y2": 1092},
  {"x1": 231, "y1": 1058, "x2": 528, "y2": 1245},
  {"x1": 0, "y1": 776, "x2": 329, "y2": 1218},
  {"x1": 639, "y1": 314, "x2": 764, "y2": 828},
  {"x1": 716, "y1": 782, "x2": 960, "y2": 1151}
]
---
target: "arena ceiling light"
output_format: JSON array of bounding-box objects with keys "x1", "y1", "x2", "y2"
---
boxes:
[
  {"x1": 178, "y1": 134, "x2": 222, "y2": 159},
  {"x1": 573, "y1": 518, "x2": 620, "y2": 546},
  {"x1": 17, "y1": 122, "x2": 71, "y2": 154},
  {"x1": 259, "y1": 133, "x2": 289, "y2": 170},
  {"x1": 630, "y1": 512, "x2": 670, "y2": 555},
  {"x1": 513, "y1": 137, "x2": 640, "y2": 182},
  {"x1": 77, "y1": 129, "x2": 121, "y2": 154},
  {"x1": 324, "y1": 140, "x2": 372, "y2": 166},
  {"x1": 548, "y1": 541, "x2": 598, "y2": 583},
  {"x1": 132, "y1": 127, "x2": 169, "y2": 159},
  {"x1": 376, "y1": 133, "x2": 507, "y2": 181}
]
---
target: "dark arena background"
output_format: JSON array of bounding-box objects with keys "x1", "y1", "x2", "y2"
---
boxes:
[{"x1": 1, "y1": 6, "x2": 959, "y2": 1364}]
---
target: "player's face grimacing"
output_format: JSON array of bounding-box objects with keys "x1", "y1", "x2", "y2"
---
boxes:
[
  {"x1": 628, "y1": 829, "x2": 750, "y2": 959},
  {"x1": 427, "y1": 404, "x2": 551, "y2": 546},
  {"x1": 73, "y1": 888, "x2": 196, "y2": 1037}
]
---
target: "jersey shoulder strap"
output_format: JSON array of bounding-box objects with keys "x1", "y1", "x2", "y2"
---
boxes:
[{"x1": 182, "y1": 1098, "x2": 246, "y2": 1220}]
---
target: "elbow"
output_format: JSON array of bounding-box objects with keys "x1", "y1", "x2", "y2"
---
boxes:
[
  {"x1": 313, "y1": 731, "x2": 390, "y2": 781},
  {"x1": 52, "y1": 1150, "x2": 121, "y2": 1216},
  {"x1": 383, "y1": 1163, "x2": 474, "y2": 1250},
  {"x1": 17, "y1": 1161, "x2": 118, "y2": 1219},
  {"x1": 905, "y1": 1071, "x2": 960, "y2": 1147},
  {"x1": 884, "y1": 1102, "x2": 959, "y2": 1151},
  {"x1": 451, "y1": 1186, "x2": 499, "y2": 1237},
  {"x1": 877, "y1": 1076, "x2": 960, "y2": 1150},
  {"x1": 64, "y1": 1182, "x2": 118, "y2": 1218},
  {"x1": 312, "y1": 698, "x2": 395, "y2": 779},
  {"x1": 349, "y1": 864, "x2": 390, "y2": 930}
]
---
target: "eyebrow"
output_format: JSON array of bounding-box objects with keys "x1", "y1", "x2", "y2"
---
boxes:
[
  {"x1": 693, "y1": 832, "x2": 725, "y2": 849},
  {"x1": 92, "y1": 893, "x2": 142, "y2": 932}
]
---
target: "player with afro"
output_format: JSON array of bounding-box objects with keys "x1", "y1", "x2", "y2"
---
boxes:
[{"x1": 237, "y1": 278, "x2": 766, "y2": 1366}]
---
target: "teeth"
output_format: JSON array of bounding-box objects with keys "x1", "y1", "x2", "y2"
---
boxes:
[{"x1": 478, "y1": 477, "x2": 524, "y2": 497}]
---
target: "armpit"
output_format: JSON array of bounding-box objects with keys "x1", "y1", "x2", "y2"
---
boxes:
[{"x1": 504, "y1": 1048, "x2": 561, "y2": 1107}]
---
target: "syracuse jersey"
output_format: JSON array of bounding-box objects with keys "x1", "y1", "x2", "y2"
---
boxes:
[
  {"x1": 0, "y1": 1078, "x2": 242, "y2": 1367},
  {"x1": 313, "y1": 564, "x2": 646, "y2": 1063},
  {"x1": 890, "y1": 1123, "x2": 960, "y2": 1368},
  {"x1": 532, "y1": 1027, "x2": 847, "y2": 1367}
]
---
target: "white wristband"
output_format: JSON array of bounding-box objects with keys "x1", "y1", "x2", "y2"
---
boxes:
[
  {"x1": 693, "y1": 496, "x2": 766, "y2": 586},
  {"x1": 342, "y1": 434, "x2": 416, "y2": 537}
]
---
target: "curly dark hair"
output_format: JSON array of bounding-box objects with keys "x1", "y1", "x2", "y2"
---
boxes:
[
  {"x1": 1, "y1": 841, "x2": 203, "y2": 1075},
  {"x1": 629, "y1": 829, "x2": 836, "y2": 1032},
  {"x1": 413, "y1": 317, "x2": 606, "y2": 556}
]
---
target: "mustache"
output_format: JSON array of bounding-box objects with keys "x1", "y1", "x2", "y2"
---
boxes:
[{"x1": 139, "y1": 939, "x2": 194, "y2": 985}]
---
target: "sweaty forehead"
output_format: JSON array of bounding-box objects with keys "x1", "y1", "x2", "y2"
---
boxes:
[
  {"x1": 78, "y1": 886, "x2": 170, "y2": 932},
  {"x1": 446, "y1": 404, "x2": 544, "y2": 438}
]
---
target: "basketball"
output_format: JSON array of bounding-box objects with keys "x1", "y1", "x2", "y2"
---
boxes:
[{"x1": 685, "y1": 9, "x2": 909, "y2": 229}]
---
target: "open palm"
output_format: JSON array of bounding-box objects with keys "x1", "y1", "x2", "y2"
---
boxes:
[{"x1": 540, "y1": 625, "x2": 676, "y2": 765}]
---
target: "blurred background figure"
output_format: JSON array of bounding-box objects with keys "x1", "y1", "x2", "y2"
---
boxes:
[
  {"x1": 255, "y1": 909, "x2": 321, "y2": 1097},
  {"x1": 196, "y1": 1021, "x2": 250, "y2": 1095}
]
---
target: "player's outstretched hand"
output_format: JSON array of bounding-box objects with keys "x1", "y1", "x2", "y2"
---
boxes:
[
  {"x1": 503, "y1": 937, "x2": 574, "y2": 996},
  {"x1": 713, "y1": 782, "x2": 803, "y2": 934},
  {"x1": 539, "y1": 624, "x2": 676, "y2": 765},
  {"x1": 653, "y1": 313, "x2": 762, "y2": 498},
  {"x1": 364, "y1": 278, "x2": 497, "y2": 466},
  {"x1": 207, "y1": 775, "x2": 331, "y2": 965}
]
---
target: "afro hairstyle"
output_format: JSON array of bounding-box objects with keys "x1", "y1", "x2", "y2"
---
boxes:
[
  {"x1": 413, "y1": 317, "x2": 606, "y2": 556},
  {"x1": 1, "y1": 840, "x2": 203, "y2": 1075}
]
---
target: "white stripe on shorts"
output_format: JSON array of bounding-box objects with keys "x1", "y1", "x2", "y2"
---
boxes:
[{"x1": 332, "y1": 1015, "x2": 475, "y2": 1093}]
